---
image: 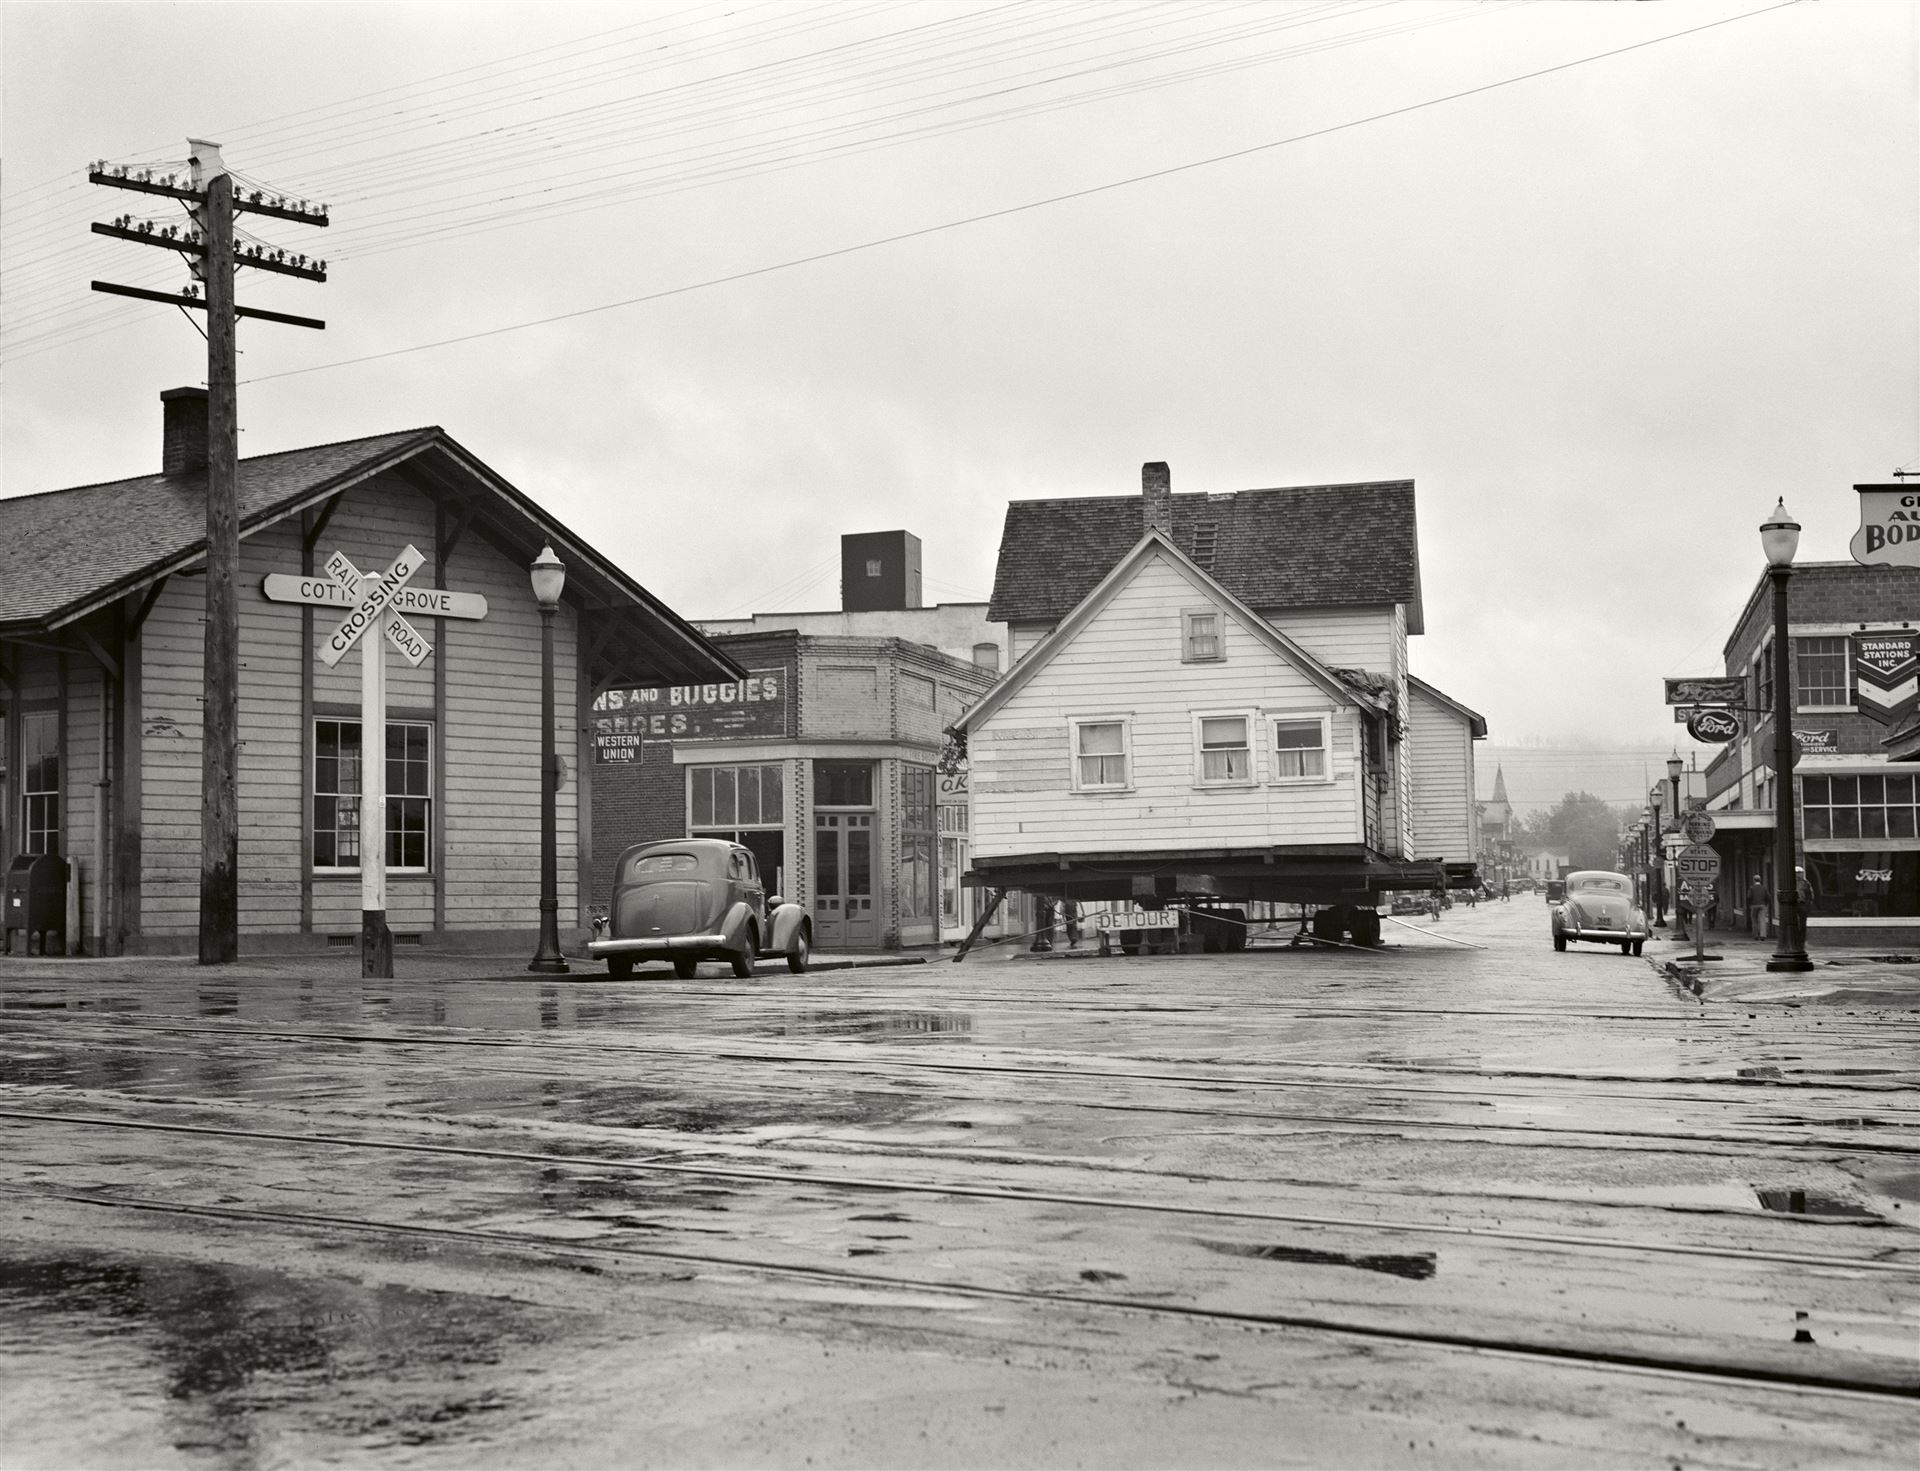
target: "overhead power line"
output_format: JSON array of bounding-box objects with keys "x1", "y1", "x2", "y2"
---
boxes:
[{"x1": 242, "y1": 0, "x2": 1801, "y2": 387}]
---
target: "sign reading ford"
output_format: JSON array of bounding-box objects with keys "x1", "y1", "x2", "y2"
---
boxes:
[
  {"x1": 1685, "y1": 707, "x2": 1740, "y2": 743},
  {"x1": 1664, "y1": 676, "x2": 1747, "y2": 707},
  {"x1": 1851, "y1": 485, "x2": 1920, "y2": 568}
]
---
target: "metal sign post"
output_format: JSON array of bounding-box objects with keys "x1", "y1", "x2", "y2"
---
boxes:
[{"x1": 263, "y1": 546, "x2": 487, "y2": 977}]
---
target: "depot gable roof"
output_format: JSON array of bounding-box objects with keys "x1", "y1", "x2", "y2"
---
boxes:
[{"x1": 0, "y1": 426, "x2": 742, "y2": 691}]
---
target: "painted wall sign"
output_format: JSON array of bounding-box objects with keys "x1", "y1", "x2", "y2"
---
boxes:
[
  {"x1": 1850, "y1": 485, "x2": 1920, "y2": 568},
  {"x1": 1854, "y1": 631, "x2": 1919, "y2": 726},
  {"x1": 1685, "y1": 707, "x2": 1741, "y2": 743},
  {"x1": 1664, "y1": 676, "x2": 1746, "y2": 706},
  {"x1": 591, "y1": 669, "x2": 786, "y2": 753}
]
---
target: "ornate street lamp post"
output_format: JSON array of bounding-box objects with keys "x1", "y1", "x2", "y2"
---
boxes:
[
  {"x1": 1648, "y1": 794, "x2": 1666, "y2": 927},
  {"x1": 528, "y1": 544, "x2": 570, "y2": 975},
  {"x1": 1761, "y1": 500, "x2": 1814, "y2": 972}
]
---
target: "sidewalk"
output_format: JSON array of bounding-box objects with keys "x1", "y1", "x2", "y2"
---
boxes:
[
  {"x1": 1647, "y1": 922, "x2": 1920, "y2": 1007},
  {"x1": 0, "y1": 942, "x2": 942, "y2": 986}
]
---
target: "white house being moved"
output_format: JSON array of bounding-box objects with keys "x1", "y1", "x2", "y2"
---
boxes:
[{"x1": 952, "y1": 463, "x2": 1484, "y2": 945}]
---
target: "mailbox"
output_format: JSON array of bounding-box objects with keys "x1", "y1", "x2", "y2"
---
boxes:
[{"x1": 2, "y1": 852, "x2": 69, "y2": 956}]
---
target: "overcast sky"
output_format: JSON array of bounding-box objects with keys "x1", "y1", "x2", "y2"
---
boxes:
[{"x1": 4, "y1": 0, "x2": 1914, "y2": 763}]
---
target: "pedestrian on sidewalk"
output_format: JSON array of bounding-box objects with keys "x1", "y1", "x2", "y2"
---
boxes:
[{"x1": 1747, "y1": 873, "x2": 1768, "y2": 939}]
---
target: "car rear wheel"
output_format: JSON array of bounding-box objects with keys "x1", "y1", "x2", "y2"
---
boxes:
[
  {"x1": 606, "y1": 955, "x2": 633, "y2": 979},
  {"x1": 730, "y1": 933, "x2": 755, "y2": 978},
  {"x1": 1631, "y1": 939, "x2": 1644, "y2": 956},
  {"x1": 673, "y1": 956, "x2": 698, "y2": 979},
  {"x1": 1553, "y1": 931, "x2": 1566, "y2": 952},
  {"x1": 787, "y1": 927, "x2": 810, "y2": 974},
  {"x1": 1620, "y1": 941, "x2": 1632, "y2": 955}
]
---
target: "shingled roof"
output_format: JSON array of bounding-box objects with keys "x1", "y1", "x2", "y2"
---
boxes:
[
  {"x1": 0, "y1": 421, "x2": 742, "y2": 689},
  {"x1": 988, "y1": 479, "x2": 1423, "y2": 633}
]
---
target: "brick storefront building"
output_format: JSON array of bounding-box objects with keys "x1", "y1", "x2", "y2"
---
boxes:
[
  {"x1": 589, "y1": 630, "x2": 999, "y2": 950},
  {"x1": 1701, "y1": 561, "x2": 1920, "y2": 946}
]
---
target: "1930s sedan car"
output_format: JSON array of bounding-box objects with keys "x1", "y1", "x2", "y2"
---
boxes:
[
  {"x1": 1550, "y1": 870, "x2": 1649, "y2": 955},
  {"x1": 588, "y1": 838, "x2": 811, "y2": 979}
]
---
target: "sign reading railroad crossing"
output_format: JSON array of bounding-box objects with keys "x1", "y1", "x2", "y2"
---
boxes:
[{"x1": 261, "y1": 547, "x2": 489, "y2": 978}]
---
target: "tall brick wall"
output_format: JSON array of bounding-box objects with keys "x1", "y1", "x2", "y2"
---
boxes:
[{"x1": 587, "y1": 631, "x2": 798, "y2": 908}]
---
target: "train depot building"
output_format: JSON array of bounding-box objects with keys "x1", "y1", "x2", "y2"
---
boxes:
[
  {"x1": 956, "y1": 464, "x2": 1486, "y2": 946},
  {"x1": 0, "y1": 388, "x2": 736, "y2": 955}
]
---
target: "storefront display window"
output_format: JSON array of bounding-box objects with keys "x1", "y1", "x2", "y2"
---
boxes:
[
  {"x1": 815, "y1": 761, "x2": 873, "y2": 807},
  {"x1": 690, "y1": 762, "x2": 786, "y2": 893},
  {"x1": 902, "y1": 764, "x2": 935, "y2": 921},
  {"x1": 314, "y1": 719, "x2": 433, "y2": 871},
  {"x1": 1803, "y1": 852, "x2": 1920, "y2": 919}
]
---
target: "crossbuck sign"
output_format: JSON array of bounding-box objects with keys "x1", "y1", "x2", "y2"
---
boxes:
[{"x1": 261, "y1": 545, "x2": 489, "y2": 975}]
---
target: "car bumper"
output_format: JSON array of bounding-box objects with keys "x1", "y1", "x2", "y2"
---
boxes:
[
  {"x1": 588, "y1": 934, "x2": 729, "y2": 960},
  {"x1": 1562, "y1": 925, "x2": 1649, "y2": 944}
]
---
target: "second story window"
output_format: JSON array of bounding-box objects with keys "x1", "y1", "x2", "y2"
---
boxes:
[
  {"x1": 1271, "y1": 716, "x2": 1329, "y2": 780},
  {"x1": 1073, "y1": 720, "x2": 1129, "y2": 790},
  {"x1": 1182, "y1": 609, "x2": 1222, "y2": 662},
  {"x1": 1753, "y1": 633, "x2": 1774, "y2": 713},
  {"x1": 1197, "y1": 715, "x2": 1251, "y2": 783},
  {"x1": 1795, "y1": 636, "x2": 1850, "y2": 708}
]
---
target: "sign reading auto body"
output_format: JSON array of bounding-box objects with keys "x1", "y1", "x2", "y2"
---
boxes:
[
  {"x1": 590, "y1": 670, "x2": 787, "y2": 761},
  {"x1": 1852, "y1": 484, "x2": 1920, "y2": 567}
]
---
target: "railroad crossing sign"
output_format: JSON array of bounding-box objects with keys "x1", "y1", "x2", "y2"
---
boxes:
[
  {"x1": 1675, "y1": 844, "x2": 1721, "y2": 882},
  {"x1": 260, "y1": 544, "x2": 489, "y2": 980}
]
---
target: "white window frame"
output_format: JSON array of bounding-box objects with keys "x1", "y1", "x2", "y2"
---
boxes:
[
  {"x1": 1069, "y1": 716, "x2": 1132, "y2": 793},
  {"x1": 1181, "y1": 606, "x2": 1224, "y2": 664},
  {"x1": 1266, "y1": 710, "x2": 1334, "y2": 786},
  {"x1": 1794, "y1": 635, "x2": 1852, "y2": 712},
  {"x1": 1192, "y1": 710, "x2": 1256, "y2": 788},
  {"x1": 312, "y1": 717, "x2": 434, "y2": 875}
]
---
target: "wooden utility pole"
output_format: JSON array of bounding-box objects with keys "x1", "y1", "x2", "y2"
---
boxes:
[{"x1": 89, "y1": 140, "x2": 327, "y2": 964}]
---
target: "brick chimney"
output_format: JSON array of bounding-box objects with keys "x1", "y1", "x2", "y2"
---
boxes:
[
  {"x1": 1142, "y1": 461, "x2": 1171, "y2": 536},
  {"x1": 161, "y1": 386, "x2": 209, "y2": 475}
]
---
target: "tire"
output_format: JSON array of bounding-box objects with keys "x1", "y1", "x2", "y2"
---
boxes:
[
  {"x1": 1348, "y1": 909, "x2": 1382, "y2": 948},
  {"x1": 730, "y1": 933, "x2": 756, "y2": 978},
  {"x1": 606, "y1": 955, "x2": 633, "y2": 979},
  {"x1": 1631, "y1": 939, "x2": 1644, "y2": 957},
  {"x1": 787, "y1": 926, "x2": 810, "y2": 974},
  {"x1": 1620, "y1": 941, "x2": 1633, "y2": 955},
  {"x1": 672, "y1": 956, "x2": 698, "y2": 979},
  {"x1": 1553, "y1": 932, "x2": 1566, "y2": 952}
]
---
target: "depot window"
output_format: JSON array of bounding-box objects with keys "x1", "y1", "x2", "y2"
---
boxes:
[
  {"x1": 1795, "y1": 637, "x2": 1851, "y2": 709},
  {"x1": 314, "y1": 719, "x2": 433, "y2": 872},
  {"x1": 1800, "y1": 772, "x2": 1919, "y2": 843},
  {"x1": 1195, "y1": 714, "x2": 1252, "y2": 785},
  {"x1": 21, "y1": 709, "x2": 59, "y2": 855}
]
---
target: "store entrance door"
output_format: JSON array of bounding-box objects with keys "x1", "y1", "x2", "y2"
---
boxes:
[{"x1": 815, "y1": 811, "x2": 875, "y2": 948}]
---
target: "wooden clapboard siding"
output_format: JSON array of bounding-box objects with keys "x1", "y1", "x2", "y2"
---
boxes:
[
  {"x1": 439, "y1": 520, "x2": 576, "y2": 929},
  {"x1": 1262, "y1": 605, "x2": 1394, "y2": 670},
  {"x1": 136, "y1": 571, "x2": 210, "y2": 937},
  {"x1": 236, "y1": 516, "x2": 308, "y2": 932},
  {"x1": 62, "y1": 660, "x2": 106, "y2": 938},
  {"x1": 1009, "y1": 622, "x2": 1053, "y2": 663},
  {"x1": 1407, "y1": 684, "x2": 1472, "y2": 858},
  {"x1": 971, "y1": 549, "x2": 1361, "y2": 858}
]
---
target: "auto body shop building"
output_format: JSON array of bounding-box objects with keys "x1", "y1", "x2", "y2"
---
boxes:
[{"x1": 0, "y1": 388, "x2": 737, "y2": 955}]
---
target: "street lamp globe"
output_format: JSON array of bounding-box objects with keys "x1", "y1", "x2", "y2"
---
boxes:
[
  {"x1": 529, "y1": 543, "x2": 566, "y2": 609},
  {"x1": 1666, "y1": 753, "x2": 1683, "y2": 784},
  {"x1": 1759, "y1": 500, "x2": 1800, "y2": 568}
]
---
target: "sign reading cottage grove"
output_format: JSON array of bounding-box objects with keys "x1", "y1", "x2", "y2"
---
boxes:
[{"x1": 592, "y1": 670, "x2": 787, "y2": 760}]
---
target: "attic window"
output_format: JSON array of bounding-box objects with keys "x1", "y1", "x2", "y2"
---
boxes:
[
  {"x1": 1182, "y1": 608, "x2": 1222, "y2": 663},
  {"x1": 866, "y1": 559, "x2": 883, "y2": 578}
]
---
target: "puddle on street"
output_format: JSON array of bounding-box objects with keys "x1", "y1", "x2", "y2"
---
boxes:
[
  {"x1": 0, "y1": 1247, "x2": 562, "y2": 1464},
  {"x1": 1199, "y1": 1239, "x2": 1438, "y2": 1280},
  {"x1": 755, "y1": 1009, "x2": 975, "y2": 1043},
  {"x1": 1754, "y1": 1188, "x2": 1880, "y2": 1220}
]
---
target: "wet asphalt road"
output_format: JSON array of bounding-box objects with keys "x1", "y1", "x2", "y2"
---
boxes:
[{"x1": 0, "y1": 901, "x2": 1916, "y2": 1468}]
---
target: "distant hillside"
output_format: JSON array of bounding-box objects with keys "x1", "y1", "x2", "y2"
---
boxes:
[{"x1": 1477, "y1": 744, "x2": 1695, "y2": 817}]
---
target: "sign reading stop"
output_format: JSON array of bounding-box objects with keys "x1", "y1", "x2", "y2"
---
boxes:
[{"x1": 1676, "y1": 844, "x2": 1721, "y2": 881}]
